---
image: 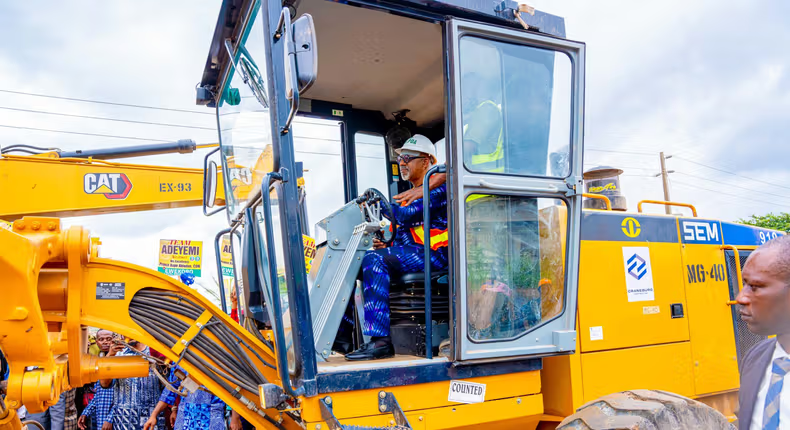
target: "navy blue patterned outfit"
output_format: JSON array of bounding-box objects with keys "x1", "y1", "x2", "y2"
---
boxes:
[
  {"x1": 108, "y1": 346, "x2": 164, "y2": 430},
  {"x1": 159, "y1": 366, "x2": 226, "y2": 430},
  {"x1": 362, "y1": 184, "x2": 449, "y2": 337}
]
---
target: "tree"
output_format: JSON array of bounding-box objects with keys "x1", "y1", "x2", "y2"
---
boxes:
[{"x1": 738, "y1": 212, "x2": 790, "y2": 232}]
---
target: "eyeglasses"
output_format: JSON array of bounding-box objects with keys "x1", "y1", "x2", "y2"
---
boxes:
[{"x1": 397, "y1": 154, "x2": 427, "y2": 164}]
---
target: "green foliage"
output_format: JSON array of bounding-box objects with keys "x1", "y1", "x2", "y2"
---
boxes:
[{"x1": 738, "y1": 212, "x2": 790, "y2": 232}]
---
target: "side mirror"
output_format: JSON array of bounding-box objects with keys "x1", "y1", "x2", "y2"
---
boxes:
[
  {"x1": 292, "y1": 14, "x2": 317, "y2": 93},
  {"x1": 205, "y1": 160, "x2": 219, "y2": 209}
]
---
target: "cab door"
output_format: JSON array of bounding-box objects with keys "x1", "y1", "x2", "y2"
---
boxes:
[{"x1": 447, "y1": 19, "x2": 585, "y2": 360}]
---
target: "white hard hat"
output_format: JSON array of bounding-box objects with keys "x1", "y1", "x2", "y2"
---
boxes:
[{"x1": 396, "y1": 134, "x2": 436, "y2": 163}]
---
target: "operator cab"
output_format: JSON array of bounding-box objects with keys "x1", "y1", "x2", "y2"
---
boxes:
[{"x1": 205, "y1": 0, "x2": 584, "y2": 391}]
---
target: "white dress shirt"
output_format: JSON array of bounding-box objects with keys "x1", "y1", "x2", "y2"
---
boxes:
[{"x1": 751, "y1": 341, "x2": 790, "y2": 430}]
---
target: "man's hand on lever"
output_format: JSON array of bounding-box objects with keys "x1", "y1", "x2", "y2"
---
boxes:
[
  {"x1": 393, "y1": 172, "x2": 447, "y2": 206},
  {"x1": 372, "y1": 238, "x2": 387, "y2": 250},
  {"x1": 393, "y1": 187, "x2": 423, "y2": 207}
]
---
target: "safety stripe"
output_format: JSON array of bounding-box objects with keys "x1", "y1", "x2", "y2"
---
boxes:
[{"x1": 410, "y1": 226, "x2": 449, "y2": 250}]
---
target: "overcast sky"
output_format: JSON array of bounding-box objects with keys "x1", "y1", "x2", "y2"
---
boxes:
[{"x1": 2, "y1": 1, "x2": 789, "y2": 303}]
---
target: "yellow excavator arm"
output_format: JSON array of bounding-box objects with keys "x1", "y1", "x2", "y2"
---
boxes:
[
  {"x1": 0, "y1": 219, "x2": 293, "y2": 429},
  {"x1": 0, "y1": 154, "x2": 224, "y2": 220}
]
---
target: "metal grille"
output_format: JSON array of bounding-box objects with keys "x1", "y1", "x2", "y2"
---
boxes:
[{"x1": 724, "y1": 250, "x2": 767, "y2": 366}]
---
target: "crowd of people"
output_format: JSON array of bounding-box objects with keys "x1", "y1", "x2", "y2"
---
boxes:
[
  {"x1": 19, "y1": 328, "x2": 248, "y2": 430},
  {"x1": 15, "y1": 287, "x2": 249, "y2": 430}
]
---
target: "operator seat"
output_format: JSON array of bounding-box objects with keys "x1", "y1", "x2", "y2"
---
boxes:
[{"x1": 388, "y1": 270, "x2": 450, "y2": 356}]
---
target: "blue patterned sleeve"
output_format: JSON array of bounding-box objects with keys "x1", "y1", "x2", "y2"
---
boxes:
[
  {"x1": 81, "y1": 394, "x2": 96, "y2": 417},
  {"x1": 158, "y1": 367, "x2": 182, "y2": 405},
  {"x1": 391, "y1": 185, "x2": 447, "y2": 227}
]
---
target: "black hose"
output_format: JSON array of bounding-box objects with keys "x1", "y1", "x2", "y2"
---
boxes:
[
  {"x1": 132, "y1": 307, "x2": 282, "y2": 428},
  {"x1": 3, "y1": 144, "x2": 59, "y2": 151},
  {"x1": 132, "y1": 293, "x2": 276, "y2": 370},
  {"x1": 131, "y1": 312, "x2": 259, "y2": 393},
  {"x1": 129, "y1": 309, "x2": 259, "y2": 387},
  {"x1": 129, "y1": 301, "x2": 269, "y2": 385},
  {"x1": 2, "y1": 148, "x2": 41, "y2": 155},
  {"x1": 129, "y1": 303, "x2": 265, "y2": 380}
]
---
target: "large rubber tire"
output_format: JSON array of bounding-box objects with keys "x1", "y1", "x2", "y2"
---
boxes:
[{"x1": 557, "y1": 390, "x2": 735, "y2": 430}]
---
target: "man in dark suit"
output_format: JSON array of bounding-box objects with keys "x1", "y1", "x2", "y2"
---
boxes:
[{"x1": 737, "y1": 235, "x2": 790, "y2": 430}]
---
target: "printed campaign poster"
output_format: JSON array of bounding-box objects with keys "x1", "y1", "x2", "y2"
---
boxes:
[{"x1": 158, "y1": 239, "x2": 203, "y2": 277}]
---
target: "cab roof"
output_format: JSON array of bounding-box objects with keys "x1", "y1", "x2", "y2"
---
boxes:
[{"x1": 196, "y1": 0, "x2": 566, "y2": 106}]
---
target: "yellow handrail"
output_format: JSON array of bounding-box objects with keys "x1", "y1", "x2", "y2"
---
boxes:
[
  {"x1": 582, "y1": 193, "x2": 611, "y2": 210},
  {"x1": 637, "y1": 200, "x2": 698, "y2": 217},
  {"x1": 722, "y1": 245, "x2": 743, "y2": 306}
]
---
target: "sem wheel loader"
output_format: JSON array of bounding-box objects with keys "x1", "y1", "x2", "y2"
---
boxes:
[{"x1": 1, "y1": 0, "x2": 784, "y2": 429}]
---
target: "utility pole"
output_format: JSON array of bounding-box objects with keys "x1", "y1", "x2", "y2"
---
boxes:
[{"x1": 657, "y1": 152, "x2": 674, "y2": 214}]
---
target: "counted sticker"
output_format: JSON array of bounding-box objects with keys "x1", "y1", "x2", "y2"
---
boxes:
[
  {"x1": 589, "y1": 326, "x2": 603, "y2": 341},
  {"x1": 448, "y1": 380, "x2": 486, "y2": 404}
]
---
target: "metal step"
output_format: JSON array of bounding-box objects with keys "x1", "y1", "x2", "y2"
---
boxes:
[{"x1": 319, "y1": 391, "x2": 413, "y2": 430}]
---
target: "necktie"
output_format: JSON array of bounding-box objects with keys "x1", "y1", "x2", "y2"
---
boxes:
[{"x1": 763, "y1": 356, "x2": 790, "y2": 429}]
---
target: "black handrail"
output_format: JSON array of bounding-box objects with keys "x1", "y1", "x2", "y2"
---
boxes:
[
  {"x1": 257, "y1": 172, "x2": 303, "y2": 397},
  {"x1": 213, "y1": 226, "x2": 243, "y2": 314},
  {"x1": 422, "y1": 164, "x2": 446, "y2": 360}
]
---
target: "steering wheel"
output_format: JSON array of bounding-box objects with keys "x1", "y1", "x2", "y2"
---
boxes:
[{"x1": 356, "y1": 188, "x2": 397, "y2": 246}]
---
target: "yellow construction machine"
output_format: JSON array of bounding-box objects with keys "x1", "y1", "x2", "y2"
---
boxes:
[{"x1": 1, "y1": 0, "x2": 785, "y2": 429}]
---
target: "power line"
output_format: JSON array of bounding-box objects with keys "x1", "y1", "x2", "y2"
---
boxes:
[
  {"x1": 586, "y1": 147, "x2": 656, "y2": 156},
  {"x1": 0, "y1": 89, "x2": 213, "y2": 115},
  {"x1": 674, "y1": 155, "x2": 790, "y2": 192},
  {"x1": 0, "y1": 124, "x2": 171, "y2": 143},
  {"x1": 672, "y1": 179, "x2": 781, "y2": 207},
  {"x1": 584, "y1": 163, "x2": 655, "y2": 170},
  {"x1": 295, "y1": 150, "x2": 383, "y2": 160},
  {"x1": 675, "y1": 171, "x2": 790, "y2": 202},
  {"x1": 0, "y1": 106, "x2": 215, "y2": 131}
]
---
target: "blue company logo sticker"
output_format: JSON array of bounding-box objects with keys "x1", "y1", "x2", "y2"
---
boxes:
[
  {"x1": 627, "y1": 253, "x2": 648, "y2": 280},
  {"x1": 681, "y1": 220, "x2": 722, "y2": 244}
]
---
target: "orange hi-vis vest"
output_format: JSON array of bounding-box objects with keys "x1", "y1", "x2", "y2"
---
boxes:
[{"x1": 410, "y1": 226, "x2": 449, "y2": 251}]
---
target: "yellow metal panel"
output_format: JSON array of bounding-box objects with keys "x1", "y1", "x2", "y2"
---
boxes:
[
  {"x1": 578, "y1": 240, "x2": 689, "y2": 352},
  {"x1": 300, "y1": 370, "x2": 542, "y2": 422},
  {"x1": 580, "y1": 342, "x2": 695, "y2": 402},
  {"x1": 541, "y1": 351, "x2": 584, "y2": 417},
  {"x1": 305, "y1": 395, "x2": 543, "y2": 430},
  {"x1": 680, "y1": 244, "x2": 740, "y2": 395}
]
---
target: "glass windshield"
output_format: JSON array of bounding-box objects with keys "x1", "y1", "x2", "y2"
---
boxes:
[
  {"x1": 217, "y1": 5, "x2": 272, "y2": 220},
  {"x1": 459, "y1": 36, "x2": 572, "y2": 178}
]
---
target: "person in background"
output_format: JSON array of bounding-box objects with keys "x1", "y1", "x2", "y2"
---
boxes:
[
  {"x1": 78, "y1": 330, "x2": 115, "y2": 430},
  {"x1": 26, "y1": 388, "x2": 78, "y2": 430},
  {"x1": 142, "y1": 365, "x2": 242, "y2": 430},
  {"x1": 229, "y1": 285, "x2": 239, "y2": 323},
  {"x1": 99, "y1": 339, "x2": 164, "y2": 430},
  {"x1": 736, "y1": 235, "x2": 790, "y2": 430}
]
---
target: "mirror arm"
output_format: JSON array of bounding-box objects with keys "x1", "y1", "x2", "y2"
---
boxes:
[{"x1": 277, "y1": 7, "x2": 299, "y2": 134}]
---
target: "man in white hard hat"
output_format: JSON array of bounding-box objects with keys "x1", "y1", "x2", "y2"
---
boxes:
[{"x1": 345, "y1": 135, "x2": 449, "y2": 361}]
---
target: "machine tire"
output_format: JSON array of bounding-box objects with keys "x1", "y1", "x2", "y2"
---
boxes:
[{"x1": 557, "y1": 389, "x2": 735, "y2": 430}]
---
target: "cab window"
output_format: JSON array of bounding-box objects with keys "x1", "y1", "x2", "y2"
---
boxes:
[
  {"x1": 459, "y1": 36, "x2": 572, "y2": 178},
  {"x1": 354, "y1": 132, "x2": 390, "y2": 199}
]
